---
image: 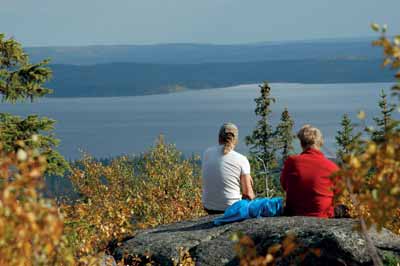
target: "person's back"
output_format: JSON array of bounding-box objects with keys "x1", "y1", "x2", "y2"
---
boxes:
[
  {"x1": 281, "y1": 148, "x2": 338, "y2": 217},
  {"x1": 281, "y1": 125, "x2": 339, "y2": 218},
  {"x1": 201, "y1": 123, "x2": 255, "y2": 213},
  {"x1": 202, "y1": 145, "x2": 250, "y2": 211}
]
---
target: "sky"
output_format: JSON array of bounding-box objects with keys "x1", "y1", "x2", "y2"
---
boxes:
[{"x1": 1, "y1": 0, "x2": 400, "y2": 47}]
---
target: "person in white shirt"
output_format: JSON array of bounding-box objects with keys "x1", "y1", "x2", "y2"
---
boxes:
[{"x1": 201, "y1": 122, "x2": 255, "y2": 214}]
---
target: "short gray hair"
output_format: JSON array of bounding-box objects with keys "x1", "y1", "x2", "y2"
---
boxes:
[{"x1": 297, "y1": 124, "x2": 324, "y2": 149}]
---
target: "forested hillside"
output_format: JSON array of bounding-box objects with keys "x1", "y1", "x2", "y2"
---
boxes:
[
  {"x1": 24, "y1": 38, "x2": 392, "y2": 98},
  {"x1": 27, "y1": 38, "x2": 379, "y2": 65},
  {"x1": 48, "y1": 58, "x2": 394, "y2": 97}
]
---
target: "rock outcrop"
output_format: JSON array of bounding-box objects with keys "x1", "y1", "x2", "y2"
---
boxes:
[{"x1": 114, "y1": 216, "x2": 400, "y2": 266}]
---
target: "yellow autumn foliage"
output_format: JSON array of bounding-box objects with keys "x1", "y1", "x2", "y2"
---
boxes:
[
  {"x1": 61, "y1": 153, "x2": 137, "y2": 260},
  {"x1": 2, "y1": 23, "x2": 400, "y2": 266},
  {"x1": 0, "y1": 145, "x2": 75, "y2": 266},
  {"x1": 0, "y1": 135, "x2": 205, "y2": 266},
  {"x1": 233, "y1": 233, "x2": 321, "y2": 266},
  {"x1": 335, "y1": 133, "x2": 400, "y2": 234},
  {"x1": 61, "y1": 135, "x2": 205, "y2": 263},
  {"x1": 334, "y1": 25, "x2": 400, "y2": 236},
  {"x1": 131, "y1": 135, "x2": 205, "y2": 228}
]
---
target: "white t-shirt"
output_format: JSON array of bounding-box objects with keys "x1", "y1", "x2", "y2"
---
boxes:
[{"x1": 201, "y1": 145, "x2": 251, "y2": 211}]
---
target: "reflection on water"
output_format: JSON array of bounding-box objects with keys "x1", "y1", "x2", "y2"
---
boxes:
[{"x1": 1, "y1": 83, "x2": 395, "y2": 159}]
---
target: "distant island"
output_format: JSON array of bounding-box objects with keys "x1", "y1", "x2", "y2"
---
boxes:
[{"x1": 26, "y1": 38, "x2": 394, "y2": 98}]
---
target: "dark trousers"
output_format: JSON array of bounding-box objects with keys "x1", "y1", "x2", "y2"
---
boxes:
[{"x1": 204, "y1": 208, "x2": 225, "y2": 215}]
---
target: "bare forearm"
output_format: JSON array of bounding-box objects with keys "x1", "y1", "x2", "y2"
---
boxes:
[{"x1": 241, "y1": 174, "x2": 255, "y2": 200}]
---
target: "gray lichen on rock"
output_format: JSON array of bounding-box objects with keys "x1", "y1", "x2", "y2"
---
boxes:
[{"x1": 114, "y1": 216, "x2": 400, "y2": 266}]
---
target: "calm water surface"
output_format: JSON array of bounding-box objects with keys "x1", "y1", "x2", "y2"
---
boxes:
[{"x1": 1, "y1": 83, "x2": 395, "y2": 159}]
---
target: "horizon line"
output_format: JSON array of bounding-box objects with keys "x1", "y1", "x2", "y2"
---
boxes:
[{"x1": 24, "y1": 35, "x2": 379, "y2": 49}]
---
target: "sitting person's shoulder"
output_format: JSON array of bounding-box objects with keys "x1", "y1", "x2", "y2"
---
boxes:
[
  {"x1": 203, "y1": 146, "x2": 219, "y2": 160},
  {"x1": 230, "y1": 150, "x2": 249, "y2": 161},
  {"x1": 284, "y1": 154, "x2": 300, "y2": 164},
  {"x1": 204, "y1": 145, "x2": 219, "y2": 154},
  {"x1": 323, "y1": 157, "x2": 340, "y2": 170}
]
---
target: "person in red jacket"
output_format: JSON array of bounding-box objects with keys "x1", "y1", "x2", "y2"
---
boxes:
[{"x1": 280, "y1": 124, "x2": 339, "y2": 218}]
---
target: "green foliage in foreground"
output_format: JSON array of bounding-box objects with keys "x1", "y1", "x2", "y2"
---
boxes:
[
  {"x1": 0, "y1": 33, "x2": 52, "y2": 102},
  {"x1": 0, "y1": 113, "x2": 69, "y2": 176},
  {"x1": 382, "y1": 251, "x2": 400, "y2": 266},
  {"x1": 0, "y1": 33, "x2": 68, "y2": 176}
]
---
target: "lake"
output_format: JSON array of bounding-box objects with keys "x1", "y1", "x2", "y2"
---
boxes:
[{"x1": 1, "y1": 83, "x2": 396, "y2": 160}]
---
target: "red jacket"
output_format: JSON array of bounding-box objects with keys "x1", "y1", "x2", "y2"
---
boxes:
[{"x1": 280, "y1": 148, "x2": 339, "y2": 218}]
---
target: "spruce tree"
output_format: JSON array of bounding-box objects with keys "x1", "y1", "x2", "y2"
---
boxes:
[
  {"x1": 275, "y1": 107, "x2": 294, "y2": 162},
  {"x1": 245, "y1": 82, "x2": 278, "y2": 195},
  {"x1": 335, "y1": 113, "x2": 361, "y2": 164},
  {"x1": 370, "y1": 89, "x2": 396, "y2": 142},
  {"x1": 245, "y1": 82, "x2": 277, "y2": 169},
  {"x1": 0, "y1": 34, "x2": 69, "y2": 176}
]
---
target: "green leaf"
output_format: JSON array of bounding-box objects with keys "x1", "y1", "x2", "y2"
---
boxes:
[
  {"x1": 357, "y1": 110, "x2": 366, "y2": 120},
  {"x1": 371, "y1": 23, "x2": 380, "y2": 32},
  {"x1": 372, "y1": 189, "x2": 379, "y2": 200},
  {"x1": 394, "y1": 35, "x2": 400, "y2": 46}
]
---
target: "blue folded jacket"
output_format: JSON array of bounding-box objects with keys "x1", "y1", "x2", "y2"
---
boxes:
[{"x1": 213, "y1": 197, "x2": 284, "y2": 225}]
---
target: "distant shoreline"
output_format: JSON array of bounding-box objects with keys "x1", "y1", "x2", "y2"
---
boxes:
[
  {"x1": 24, "y1": 39, "x2": 394, "y2": 98},
  {"x1": 45, "y1": 58, "x2": 394, "y2": 98},
  {"x1": 4, "y1": 83, "x2": 389, "y2": 160},
  {"x1": 42, "y1": 81, "x2": 395, "y2": 100}
]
